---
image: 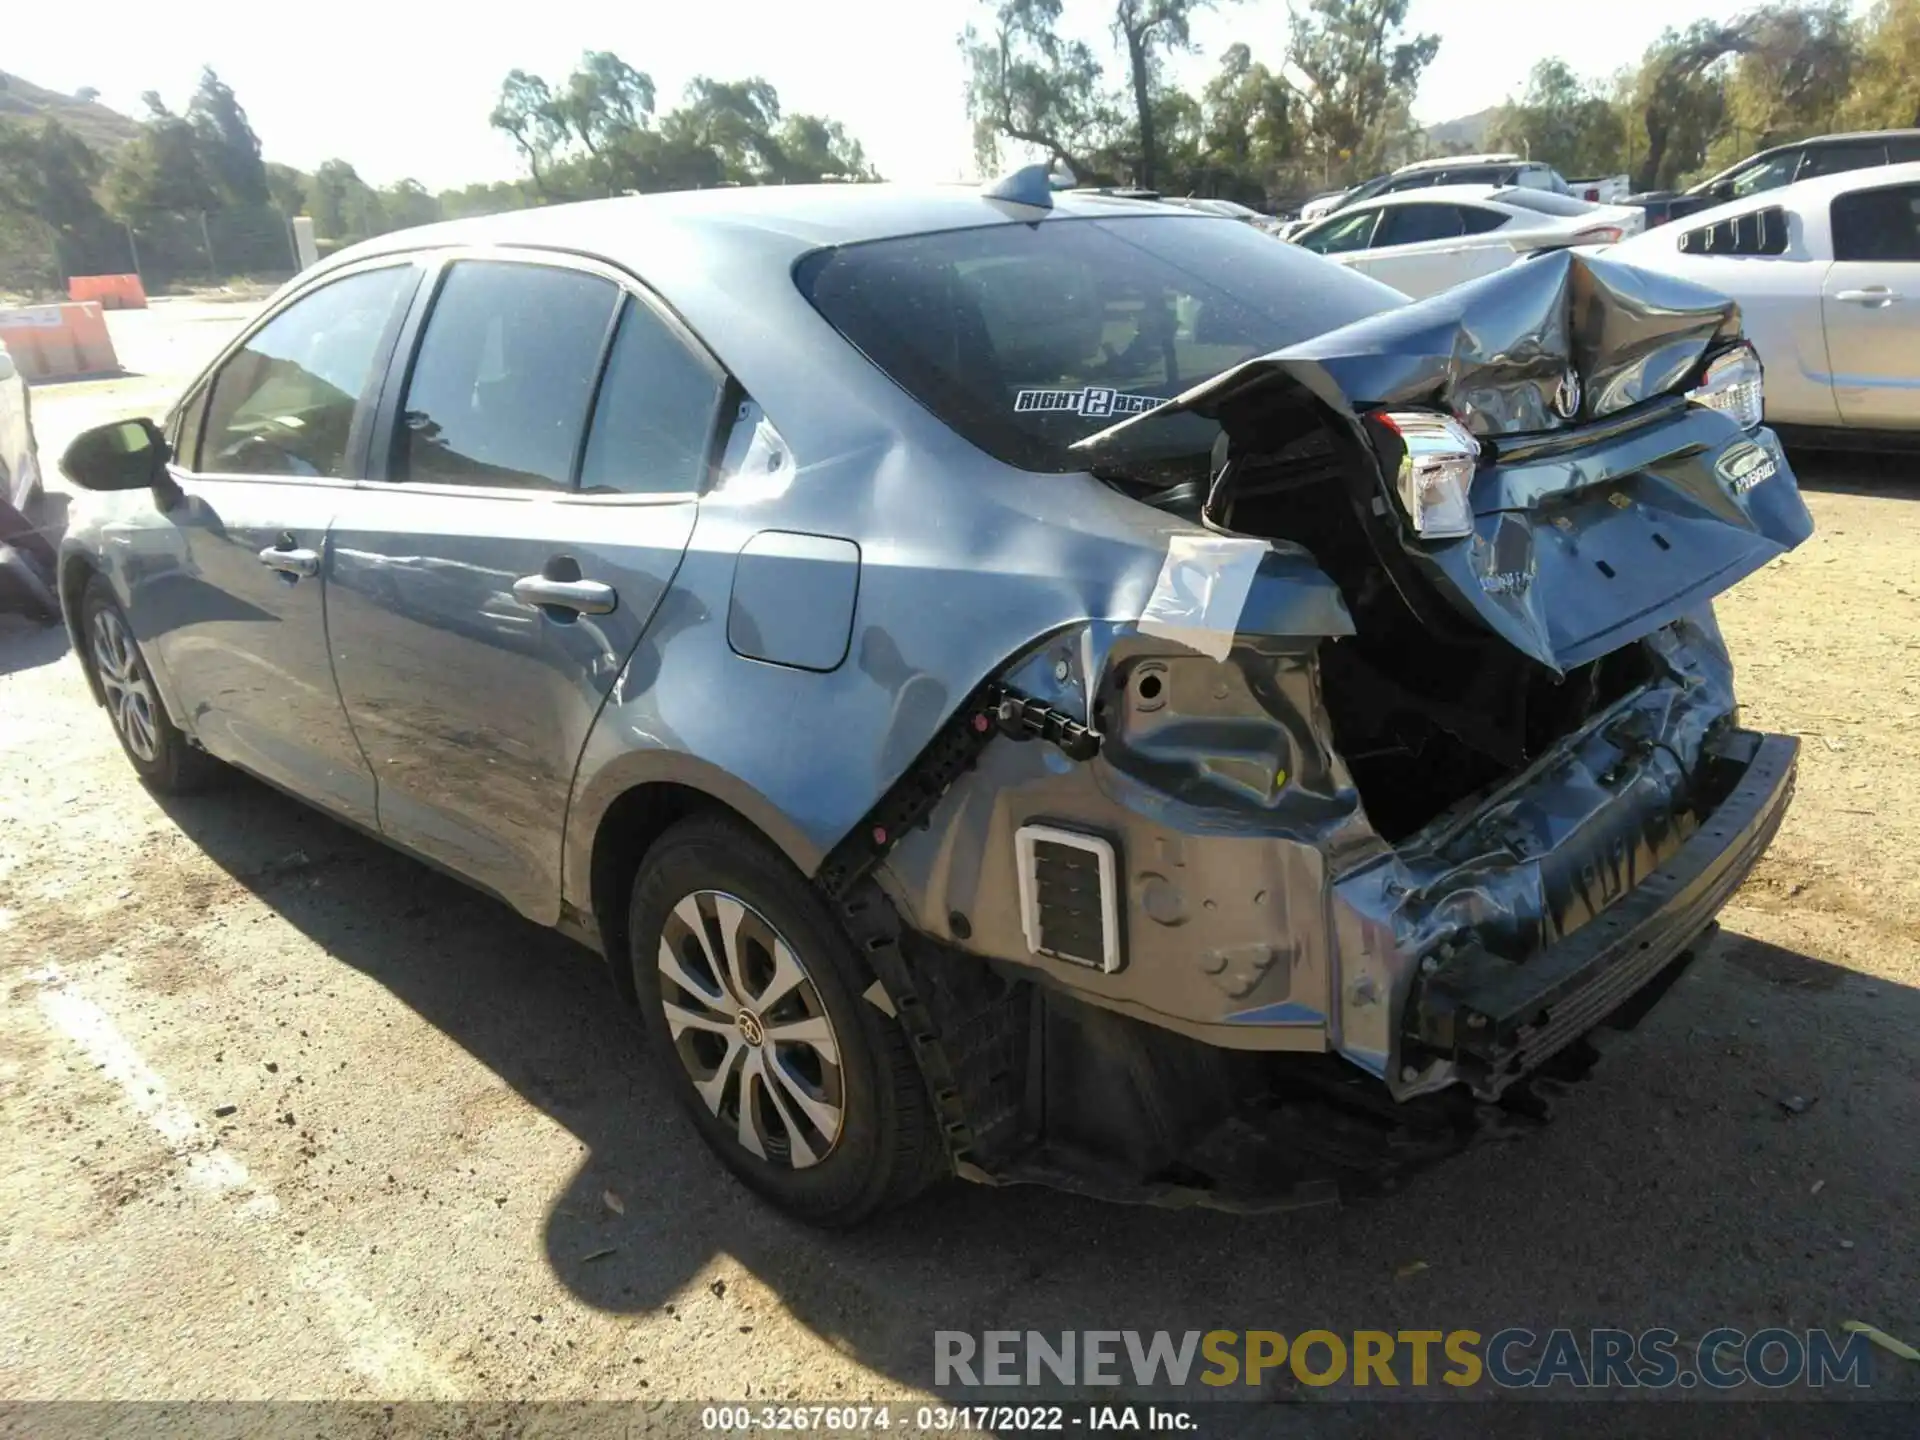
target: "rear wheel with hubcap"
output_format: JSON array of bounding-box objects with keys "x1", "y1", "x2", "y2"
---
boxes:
[{"x1": 629, "y1": 815, "x2": 944, "y2": 1225}]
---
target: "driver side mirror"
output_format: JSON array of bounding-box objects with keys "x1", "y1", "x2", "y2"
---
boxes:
[{"x1": 60, "y1": 418, "x2": 183, "y2": 509}]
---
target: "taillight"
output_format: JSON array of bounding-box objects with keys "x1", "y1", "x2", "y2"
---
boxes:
[
  {"x1": 1687, "y1": 344, "x2": 1765, "y2": 429},
  {"x1": 1572, "y1": 224, "x2": 1624, "y2": 244},
  {"x1": 1376, "y1": 411, "x2": 1480, "y2": 540}
]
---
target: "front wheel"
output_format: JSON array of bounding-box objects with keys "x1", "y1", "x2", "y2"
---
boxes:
[
  {"x1": 81, "y1": 577, "x2": 221, "y2": 792},
  {"x1": 629, "y1": 814, "x2": 946, "y2": 1226}
]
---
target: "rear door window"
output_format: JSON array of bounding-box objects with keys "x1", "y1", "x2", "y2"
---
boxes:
[
  {"x1": 1373, "y1": 204, "x2": 1469, "y2": 246},
  {"x1": 394, "y1": 260, "x2": 620, "y2": 491},
  {"x1": 1831, "y1": 183, "x2": 1920, "y2": 261},
  {"x1": 1728, "y1": 151, "x2": 1800, "y2": 197},
  {"x1": 200, "y1": 264, "x2": 416, "y2": 477},
  {"x1": 1798, "y1": 141, "x2": 1889, "y2": 181},
  {"x1": 577, "y1": 297, "x2": 726, "y2": 495},
  {"x1": 1299, "y1": 207, "x2": 1380, "y2": 253},
  {"x1": 1409, "y1": 165, "x2": 1513, "y2": 189}
]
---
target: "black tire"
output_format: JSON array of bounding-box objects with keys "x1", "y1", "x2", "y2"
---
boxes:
[
  {"x1": 629, "y1": 813, "x2": 946, "y2": 1226},
  {"x1": 80, "y1": 576, "x2": 222, "y2": 793}
]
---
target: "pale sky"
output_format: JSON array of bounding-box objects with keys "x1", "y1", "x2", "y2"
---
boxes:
[{"x1": 8, "y1": 0, "x2": 1783, "y2": 190}]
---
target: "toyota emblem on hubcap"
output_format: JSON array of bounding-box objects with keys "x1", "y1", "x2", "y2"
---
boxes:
[{"x1": 736, "y1": 1009, "x2": 766, "y2": 1046}]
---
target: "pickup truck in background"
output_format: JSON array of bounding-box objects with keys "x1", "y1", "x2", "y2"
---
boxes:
[{"x1": 1567, "y1": 174, "x2": 1631, "y2": 204}]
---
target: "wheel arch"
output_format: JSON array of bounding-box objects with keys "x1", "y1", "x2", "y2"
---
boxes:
[
  {"x1": 60, "y1": 551, "x2": 107, "y2": 705},
  {"x1": 577, "y1": 767, "x2": 821, "y2": 1010}
]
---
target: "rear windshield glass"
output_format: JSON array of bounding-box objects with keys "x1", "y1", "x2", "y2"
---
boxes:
[
  {"x1": 1489, "y1": 188, "x2": 1599, "y2": 217},
  {"x1": 795, "y1": 215, "x2": 1402, "y2": 472}
]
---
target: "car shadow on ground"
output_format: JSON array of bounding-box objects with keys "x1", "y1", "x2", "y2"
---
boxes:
[
  {"x1": 143, "y1": 774, "x2": 1920, "y2": 1409},
  {"x1": 1784, "y1": 447, "x2": 1920, "y2": 500},
  {"x1": 0, "y1": 611, "x2": 68, "y2": 675}
]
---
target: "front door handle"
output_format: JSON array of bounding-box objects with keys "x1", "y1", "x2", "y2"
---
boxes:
[
  {"x1": 1834, "y1": 287, "x2": 1903, "y2": 306},
  {"x1": 258, "y1": 543, "x2": 320, "y2": 578},
  {"x1": 513, "y1": 575, "x2": 618, "y2": 615}
]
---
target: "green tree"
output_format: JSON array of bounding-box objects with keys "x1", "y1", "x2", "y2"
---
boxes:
[
  {"x1": 1840, "y1": 0, "x2": 1920, "y2": 129},
  {"x1": 434, "y1": 178, "x2": 539, "y2": 220},
  {"x1": 187, "y1": 67, "x2": 270, "y2": 207},
  {"x1": 556, "y1": 50, "x2": 656, "y2": 156},
  {"x1": 104, "y1": 94, "x2": 221, "y2": 220},
  {"x1": 962, "y1": 0, "x2": 1118, "y2": 176},
  {"x1": 1627, "y1": 20, "x2": 1754, "y2": 190},
  {"x1": 264, "y1": 161, "x2": 308, "y2": 216},
  {"x1": 0, "y1": 117, "x2": 108, "y2": 236},
  {"x1": 490, "y1": 53, "x2": 870, "y2": 199},
  {"x1": 664, "y1": 77, "x2": 785, "y2": 181},
  {"x1": 491, "y1": 69, "x2": 569, "y2": 196},
  {"x1": 1286, "y1": 0, "x2": 1440, "y2": 184},
  {"x1": 1199, "y1": 41, "x2": 1292, "y2": 188},
  {"x1": 1706, "y1": 2, "x2": 1855, "y2": 171},
  {"x1": 773, "y1": 114, "x2": 878, "y2": 182},
  {"x1": 1112, "y1": 0, "x2": 1226, "y2": 188},
  {"x1": 1490, "y1": 59, "x2": 1627, "y2": 177},
  {"x1": 380, "y1": 178, "x2": 442, "y2": 230},
  {"x1": 310, "y1": 158, "x2": 383, "y2": 241}
]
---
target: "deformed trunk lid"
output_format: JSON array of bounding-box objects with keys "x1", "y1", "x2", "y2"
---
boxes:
[{"x1": 1076, "y1": 250, "x2": 1814, "y2": 672}]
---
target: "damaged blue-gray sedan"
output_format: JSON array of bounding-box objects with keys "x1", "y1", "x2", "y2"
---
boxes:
[{"x1": 54, "y1": 175, "x2": 1810, "y2": 1224}]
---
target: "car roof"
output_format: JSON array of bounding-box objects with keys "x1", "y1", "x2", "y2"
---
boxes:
[
  {"x1": 1343, "y1": 184, "x2": 1532, "y2": 209},
  {"x1": 302, "y1": 182, "x2": 1244, "y2": 470},
  {"x1": 1695, "y1": 129, "x2": 1920, "y2": 185},
  {"x1": 1624, "y1": 159, "x2": 1920, "y2": 247},
  {"x1": 1769, "y1": 128, "x2": 1920, "y2": 150},
  {"x1": 1355, "y1": 183, "x2": 1496, "y2": 204},
  {"x1": 1394, "y1": 152, "x2": 1523, "y2": 173},
  {"x1": 324, "y1": 181, "x2": 1187, "y2": 274}
]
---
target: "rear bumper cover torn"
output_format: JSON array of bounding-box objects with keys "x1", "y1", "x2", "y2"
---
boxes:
[{"x1": 1412, "y1": 731, "x2": 1796, "y2": 1098}]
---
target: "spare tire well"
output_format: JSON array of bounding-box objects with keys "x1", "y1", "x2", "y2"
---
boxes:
[{"x1": 588, "y1": 782, "x2": 782, "y2": 1007}]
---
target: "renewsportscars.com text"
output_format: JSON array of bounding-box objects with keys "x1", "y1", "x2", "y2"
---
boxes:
[{"x1": 934, "y1": 1328, "x2": 1876, "y2": 1391}]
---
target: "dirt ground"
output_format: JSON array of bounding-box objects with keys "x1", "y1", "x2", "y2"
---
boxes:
[{"x1": 1, "y1": 303, "x2": 1917, "y2": 1421}]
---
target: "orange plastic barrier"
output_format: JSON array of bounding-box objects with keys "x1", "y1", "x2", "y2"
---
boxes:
[
  {"x1": 67, "y1": 273, "x2": 149, "y2": 310},
  {"x1": 0, "y1": 302, "x2": 122, "y2": 380}
]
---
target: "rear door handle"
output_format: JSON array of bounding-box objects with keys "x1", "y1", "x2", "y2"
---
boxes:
[
  {"x1": 258, "y1": 543, "x2": 320, "y2": 578},
  {"x1": 512, "y1": 575, "x2": 618, "y2": 615},
  {"x1": 1834, "y1": 288, "x2": 1903, "y2": 305}
]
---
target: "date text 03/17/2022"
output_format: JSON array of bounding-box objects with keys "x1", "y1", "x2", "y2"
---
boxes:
[{"x1": 699, "y1": 1404, "x2": 1196, "y2": 1432}]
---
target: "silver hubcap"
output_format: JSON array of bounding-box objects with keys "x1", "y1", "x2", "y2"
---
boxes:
[
  {"x1": 657, "y1": 891, "x2": 845, "y2": 1168},
  {"x1": 91, "y1": 608, "x2": 159, "y2": 763}
]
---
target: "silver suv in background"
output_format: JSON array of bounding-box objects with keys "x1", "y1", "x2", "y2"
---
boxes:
[{"x1": 1294, "y1": 153, "x2": 1570, "y2": 228}]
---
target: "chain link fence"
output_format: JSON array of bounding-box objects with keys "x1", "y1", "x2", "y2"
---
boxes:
[{"x1": 1, "y1": 206, "x2": 301, "y2": 300}]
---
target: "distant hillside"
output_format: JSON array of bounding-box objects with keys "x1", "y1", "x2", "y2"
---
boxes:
[
  {"x1": 1424, "y1": 106, "x2": 1497, "y2": 152},
  {"x1": 0, "y1": 71, "x2": 142, "y2": 152}
]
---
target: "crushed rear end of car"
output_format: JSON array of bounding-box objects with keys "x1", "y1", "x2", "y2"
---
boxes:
[{"x1": 851, "y1": 251, "x2": 1811, "y2": 1211}]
